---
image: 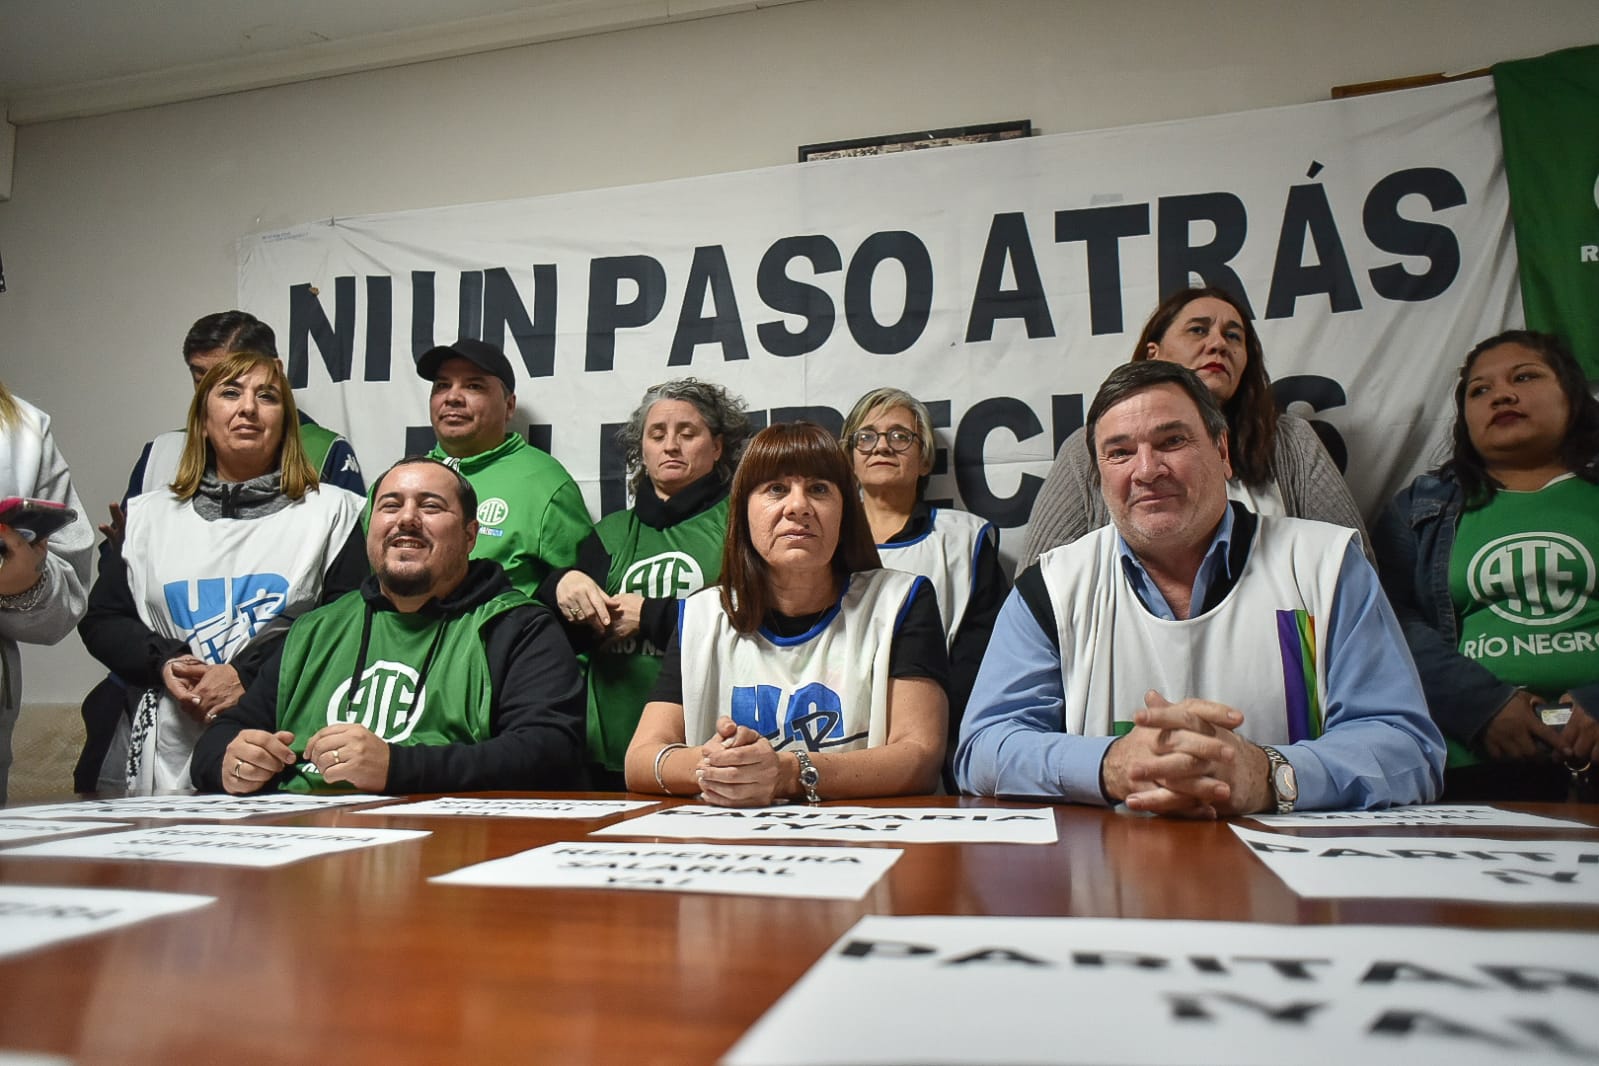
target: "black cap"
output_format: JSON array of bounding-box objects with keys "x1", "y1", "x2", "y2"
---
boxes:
[{"x1": 416, "y1": 338, "x2": 516, "y2": 394}]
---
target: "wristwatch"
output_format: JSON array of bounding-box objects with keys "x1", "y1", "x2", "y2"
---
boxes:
[
  {"x1": 794, "y1": 749, "x2": 821, "y2": 804},
  {"x1": 1260, "y1": 745, "x2": 1297, "y2": 814}
]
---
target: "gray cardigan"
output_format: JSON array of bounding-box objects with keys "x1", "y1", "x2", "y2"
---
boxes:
[{"x1": 1016, "y1": 412, "x2": 1371, "y2": 574}]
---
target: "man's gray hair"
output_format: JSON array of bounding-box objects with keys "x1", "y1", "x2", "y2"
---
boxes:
[
  {"x1": 618, "y1": 378, "x2": 751, "y2": 496},
  {"x1": 1085, "y1": 362, "x2": 1229, "y2": 484}
]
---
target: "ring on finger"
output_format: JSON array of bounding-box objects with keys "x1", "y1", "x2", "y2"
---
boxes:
[
  {"x1": 233, "y1": 759, "x2": 244, "y2": 778},
  {"x1": 332, "y1": 748, "x2": 342, "y2": 764}
]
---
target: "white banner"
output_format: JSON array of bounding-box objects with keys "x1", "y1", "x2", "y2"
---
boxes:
[
  {"x1": 239, "y1": 81, "x2": 1515, "y2": 553},
  {"x1": 725, "y1": 916, "x2": 1599, "y2": 1066}
]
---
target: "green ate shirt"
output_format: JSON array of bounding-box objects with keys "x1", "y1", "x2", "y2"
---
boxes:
[
  {"x1": 274, "y1": 586, "x2": 526, "y2": 791},
  {"x1": 586, "y1": 495, "x2": 729, "y2": 770},
  {"x1": 1451, "y1": 474, "x2": 1599, "y2": 701},
  {"x1": 428, "y1": 434, "x2": 595, "y2": 603}
]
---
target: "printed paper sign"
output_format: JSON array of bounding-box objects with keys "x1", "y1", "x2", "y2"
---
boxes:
[
  {"x1": 1248, "y1": 804, "x2": 1590, "y2": 830},
  {"x1": 590, "y1": 805, "x2": 1058, "y2": 844},
  {"x1": 1231, "y1": 825, "x2": 1599, "y2": 904},
  {"x1": 724, "y1": 916, "x2": 1599, "y2": 1066},
  {"x1": 358, "y1": 797, "x2": 656, "y2": 819},
  {"x1": 4, "y1": 824, "x2": 428, "y2": 868},
  {"x1": 0, "y1": 884, "x2": 213, "y2": 960},
  {"x1": 0, "y1": 818, "x2": 125, "y2": 844},
  {"x1": 433, "y1": 841, "x2": 900, "y2": 900},
  {"x1": 8, "y1": 794, "x2": 389, "y2": 822}
]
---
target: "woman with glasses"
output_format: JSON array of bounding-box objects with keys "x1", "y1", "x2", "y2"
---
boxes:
[{"x1": 841, "y1": 388, "x2": 1009, "y2": 789}]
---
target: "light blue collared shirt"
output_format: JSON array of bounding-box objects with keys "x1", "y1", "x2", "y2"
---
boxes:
[
  {"x1": 954, "y1": 512, "x2": 1445, "y2": 810},
  {"x1": 1115, "y1": 503, "x2": 1239, "y2": 621}
]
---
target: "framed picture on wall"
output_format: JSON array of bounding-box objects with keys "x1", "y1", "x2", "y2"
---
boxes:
[{"x1": 798, "y1": 120, "x2": 1031, "y2": 162}]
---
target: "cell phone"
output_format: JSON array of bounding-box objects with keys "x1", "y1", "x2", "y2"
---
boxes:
[
  {"x1": 0, "y1": 497, "x2": 78, "y2": 544},
  {"x1": 1535, "y1": 703, "x2": 1572, "y2": 731}
]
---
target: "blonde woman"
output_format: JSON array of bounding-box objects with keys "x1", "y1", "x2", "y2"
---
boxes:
[
  {"x1": 79, "y1": 353, "x2": 366, "y2": 792},
  {"x1": 0, "y1": 380, "x2": 92, "y2": 802}
]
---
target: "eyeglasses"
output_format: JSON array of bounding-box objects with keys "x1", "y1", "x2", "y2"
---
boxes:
[{"x1": 851, "y1": 429, "x2": 919, "y2": 454}]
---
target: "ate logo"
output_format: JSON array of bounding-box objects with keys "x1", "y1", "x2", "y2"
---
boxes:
[
  {"x1": 621, "y1": 552, "x2": 705, "y2": 598},
  {"x1": 477, "y1": 497, "x2": 509, "y2": 526},
  {"x1": 1468, "y1": 532, "x2": 1595, "y2": 627},
  {"x1": 327, "y1": 660, "x2": 426, "y2": 742}
]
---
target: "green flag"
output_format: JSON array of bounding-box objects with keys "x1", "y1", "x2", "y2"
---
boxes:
[{"x1": 1493, "y1": 44, "x2": 1599, "y2": 376}]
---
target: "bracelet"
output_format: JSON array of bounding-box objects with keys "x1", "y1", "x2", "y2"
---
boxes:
[
  {"x1": 653, "y1": 743, "x2": 688, "y2": 795},
  {"x1": 0, "y1": 566, "x2": 48, "y2": 612}
]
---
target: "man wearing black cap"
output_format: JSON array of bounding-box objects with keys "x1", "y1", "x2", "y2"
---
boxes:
[{"x1": 416, "y1": 339, "x2": 594, "y2": 600}]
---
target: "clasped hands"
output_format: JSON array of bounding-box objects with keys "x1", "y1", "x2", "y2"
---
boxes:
[
  {"x1": 555, "y1": 571, "x2": 642, "y2": 645},
  {"x1": 220, "y1": 723, "x2": 390, "y2": 794},
  {"x1": 162, "y1": 657, "x2": 244, "y2": 724},
  {"x1": 693, "y1": 716, "x2": 787, "y2": 807},
  {"x1": 1101, "y1": 690, "x2": 1272, "y2": 819}
]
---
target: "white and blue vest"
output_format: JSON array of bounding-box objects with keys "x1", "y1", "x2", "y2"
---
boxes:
[
  {"x1": 876, "y1": 508, "x2": 993, "y2": 651},
  {"x1": 678, "y1": 569, "x2": 923, "y2": 753},
  {"x1": 1038, "y1": 516, "x2": 1350, "y2": 744}
]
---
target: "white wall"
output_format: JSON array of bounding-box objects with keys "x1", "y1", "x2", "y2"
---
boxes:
[{"x1": 3, "y1": 0, "x2": 1597, "y2": 702}]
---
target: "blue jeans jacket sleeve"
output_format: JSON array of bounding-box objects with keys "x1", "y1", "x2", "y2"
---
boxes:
[{"x1": 1370, "y1": 474, "x2": 1516, "y2": 746}]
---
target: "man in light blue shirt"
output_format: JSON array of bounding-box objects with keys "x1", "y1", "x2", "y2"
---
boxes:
[{"x1": 956, "y1": 361, "x2": 1443, "y2": 815}]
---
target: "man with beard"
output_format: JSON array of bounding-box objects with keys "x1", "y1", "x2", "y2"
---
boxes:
[{"x1": 192, "y1": 457, "x2": 587, "y2": 793}]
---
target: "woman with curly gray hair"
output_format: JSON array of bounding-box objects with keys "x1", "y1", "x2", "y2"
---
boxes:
[{"x1": 540, "y1": 378, "x2": 750, "y2": 788}]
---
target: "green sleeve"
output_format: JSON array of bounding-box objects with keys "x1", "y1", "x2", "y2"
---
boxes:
[{"x1": 533, "y1": 479, "x2": 595, "y2": 602}]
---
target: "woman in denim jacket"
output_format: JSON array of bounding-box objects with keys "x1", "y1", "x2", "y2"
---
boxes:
[{"x1": 1373, "y1": 330, "x2": 1599, "y2": 801}]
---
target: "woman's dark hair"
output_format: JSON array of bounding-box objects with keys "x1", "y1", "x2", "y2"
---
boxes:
[
  {"x1": 1131, "y1": 285, "x2": 1276, "y2": 486},
  {"x1": 719, "y1": 422, "x2": 881, "y2": 634},
  {"x1": 1441, "y1": 329, "x2": 1599, "y2": 507},
  {"x1": 183, "y1": 310, "x2": 277, "y2": 361}
]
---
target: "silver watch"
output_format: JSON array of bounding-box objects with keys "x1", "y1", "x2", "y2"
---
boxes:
[
  {"x1": 1260, "y1": 745, "x2": 1297, "y2": 814},
  {"x1": 794, "y1": 749, "x2": 821, "y2": 804}
]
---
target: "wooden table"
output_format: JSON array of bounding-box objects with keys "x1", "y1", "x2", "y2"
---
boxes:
[{"x1": 1, "y1": 795, "x2": 1595, "y2": 1064}]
